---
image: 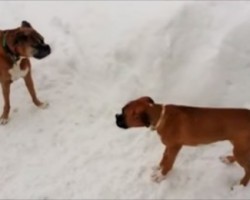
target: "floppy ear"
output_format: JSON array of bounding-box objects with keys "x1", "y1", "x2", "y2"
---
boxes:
[
  {"x1": 140, "y1": 112, "x2": 150, "y2": 127},
  {"x1": 21, "y1": 20, "x2": 32, "y2": 28},
  {"x1": 139, "y1": 96, "x2": 155, "y2": 104}
]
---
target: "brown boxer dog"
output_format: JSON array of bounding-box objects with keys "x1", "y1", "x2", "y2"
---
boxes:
[
  {"x1": 0, "y1": 21, "x2": 51, "y2": 124},
  {"x1": 116, "y1": 96, "x2": 250, "y2": 187}
]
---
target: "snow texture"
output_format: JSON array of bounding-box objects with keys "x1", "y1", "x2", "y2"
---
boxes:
[{"x1": 1, "y1": 1, "x2": 250, "y2": 199}]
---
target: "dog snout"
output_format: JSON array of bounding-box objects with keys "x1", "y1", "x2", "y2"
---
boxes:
[
  {"x1": 116, "y1": 114, "x2": 128, "y2": 129},
  {"x1": 116, "y1": 114, "x2": 123, "y2": 124},
  {"x1": 39, "y1": 44, "x2": 51, "y2": 56},
  {"x1": 115, "y1": 114, "x2": 120, "y2": 120},
  {"x1": 33, "y1": 43, "x2": 51, "y2": 59},
  {"x1": 43, "y1": 44, "x2": 51, "y2": 55}
]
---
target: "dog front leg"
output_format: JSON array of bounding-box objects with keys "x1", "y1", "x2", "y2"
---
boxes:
[
  {"x1": 0, "y1": 81, "x2": 11, "y2": 124},
  {"x1": 152, "y1": 148, "x2": 168, "y2": 171},
  {"x1": 151, "y1": 145, "x2": 182, "y2": 183},
  {"x1": 160, "y1": 148, "x2": 168, "y2": 168},
  {"x1": 151, "y1": 148, "x2": 168, "y2": 173},
  {"x1": 23, "y1": 70, "x2": 48, "y2": 109}
]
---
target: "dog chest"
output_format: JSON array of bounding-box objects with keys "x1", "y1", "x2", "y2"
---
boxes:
[{"x1": 8, "y1": 58, "x2": 29, "y2": 81}]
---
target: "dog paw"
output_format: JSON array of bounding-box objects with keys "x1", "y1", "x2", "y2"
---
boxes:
[
  {"x1": 219, "y1": 155, "x2": 235, "y2": 165},
  {"x1": 230, "y1": 182, "x2": 243, "y2": 191},
  {"x1": 151, "y1": 165, "x2": 161, "y2": 171},
  {"x1": 151, "y1": 169, "x2": 166, "y2": 183},
  {"x1": 38, "y1": 102, "x2": 49, "y2": 109},
  {"x1": 0, "y1": 117, "x2": 9, "y2": 125}
]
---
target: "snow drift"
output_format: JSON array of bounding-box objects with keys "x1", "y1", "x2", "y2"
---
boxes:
[{"x1": 1, "y1": 1, "x2": 250, "y2": 199}]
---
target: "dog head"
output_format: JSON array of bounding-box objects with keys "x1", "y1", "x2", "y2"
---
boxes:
[
  {"x1": 6, "y1": 21, "x2": 51, "y2": 59},
  {"x1": 115, "y1": 96, "x2": 154, "y2": 129}
]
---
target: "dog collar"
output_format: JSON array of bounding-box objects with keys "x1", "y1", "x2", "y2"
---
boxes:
[
  {"x1": 2, "y1": 31, "x2": 19, "y2": 63},
  {"x1": 150, "y1": 105, "x2": 166, "y2": 131}
]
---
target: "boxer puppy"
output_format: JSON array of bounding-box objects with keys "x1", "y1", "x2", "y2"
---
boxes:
[
  {"x1": 0, "y1": 21, "x2": 51, "y2": 124},
  {"x1": 116, "y1": 96, "x2": 250, "y2": 186}
]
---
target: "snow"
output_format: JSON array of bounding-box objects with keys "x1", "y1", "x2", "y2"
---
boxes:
[{"x1": 1, "y1": 1, "x2": 250, "y2": 199}]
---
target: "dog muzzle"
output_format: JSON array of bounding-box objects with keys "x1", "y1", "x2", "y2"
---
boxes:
[
  {"x1": 115, "y1": 114, "x2": 128, "y2": 129},
  {"x1": 33, "y1": 44, "x2": 51, "y2": 59}
]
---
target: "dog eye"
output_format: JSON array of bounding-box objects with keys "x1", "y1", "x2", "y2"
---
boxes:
[
  {"x1": 39, "y1": 38, "x2": 44, "y2": 44},
  {"x1": 19, "y1": 35, "x2": 28, "y2": 42},
  {"x1": 22, "y1": 35, "x2": 28, "y2": 41}
]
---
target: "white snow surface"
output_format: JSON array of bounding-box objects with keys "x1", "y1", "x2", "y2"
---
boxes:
[{"x1": 1, "y1": 1, "x2": 250, "y2": 199}]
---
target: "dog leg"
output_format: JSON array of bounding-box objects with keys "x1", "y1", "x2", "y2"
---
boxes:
[
  {"x1": 151, "y1": 145, "x2": 182, "y2": 183},
  {"x1": 151, "y1": 148, "x2": 168, "y2": 172},
  {"x1": 160, "y1": 148, "x2": 168, "y2": 168},
  {"x1": 0, "y1": 82, "x2": 11, "y2": 125},
  {"x1": 151, "y1": 148, "x2": 168, "y2": 183},
  {"x1": 233, "y1": 146, "x2": 250, "y2": 186},
  {"x1": 240, "y1": 168, "x2": 250, "y2": 186},
  {"x1": 151, "y1": 168, "x2": 166, "y2": 183},
  {"x1": 23, "y1": 71, "x2": 48, "y2": 109},
  {"x1": 219, "y1": 155, "x2": 236, "y2": 165}
]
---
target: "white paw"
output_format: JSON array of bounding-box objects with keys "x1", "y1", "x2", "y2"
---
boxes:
[
  {"x1": 219, "y1": 156, "x2": 232, "y2": 165},
  {"x1": 38, "y1": 102, "x2": 49, "y2": 109},
  {"x1": 151, "y1": 165, "x2": 161, "y2": 171},
  {"x1": 151, "y1": 169, "x2": 166, "y2": 183},
  {"x1": 230, "y1": 182, "x2": 243, "y2": 191},
  {"x1": 0, "y1": 117, "x2": 9, "y2": 125}
]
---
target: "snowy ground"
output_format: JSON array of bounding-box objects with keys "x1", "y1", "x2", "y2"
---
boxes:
[{"x1": 1, "y1": 1, "x2": 250, "y2": 199}]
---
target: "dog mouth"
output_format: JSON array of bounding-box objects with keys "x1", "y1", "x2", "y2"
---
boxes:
[
  {"x1": 33, "y1": 44, "x2": 51, "y2": 59},
  {"x1": 115, "y1": 114, "x2": 128, "y2": 129}
]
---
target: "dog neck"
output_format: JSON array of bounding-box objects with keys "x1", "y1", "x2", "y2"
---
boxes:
[
  {"x1": 1, "y1": 30, "x2": 19, "y2": 63},
  {"x1": 148, "y1": 104, "x2": 166, "y2": 131}
]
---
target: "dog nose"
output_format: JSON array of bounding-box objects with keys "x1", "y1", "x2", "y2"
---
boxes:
[
  {"x1": 116, "y1": 114, "x2": 123, "y2": 122},
  {"x1": 33, "y1": 44, "x2": 51, "y2": 59},
  {"x1": 44, "y1": 44, "x2": 51, "y2": 55},
  {"x1": 115, "y1": 114, "x2": 128, "y2": 129}
]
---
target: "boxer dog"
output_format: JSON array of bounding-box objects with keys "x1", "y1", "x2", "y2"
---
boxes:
[
  {"x1": 0, "y1": 21, "x2": 51, "y2": 124},
  {"x1": 116, "y1": 96, "x2": 250, "y2": 186}
]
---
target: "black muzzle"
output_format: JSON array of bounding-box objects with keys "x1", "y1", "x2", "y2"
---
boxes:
[
  {"x1": 115, "y1": 114, "x2": 128, "y2": 129},
  {"x1": 33, "y1": 44, "x2": 51, "y2": 59}
]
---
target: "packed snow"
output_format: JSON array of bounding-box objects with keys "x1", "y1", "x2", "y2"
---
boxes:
[{"x1": 0, "y1": 1, "x2": 250, "y2": 199}]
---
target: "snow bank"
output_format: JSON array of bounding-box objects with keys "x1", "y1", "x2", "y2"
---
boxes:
[{"x1": 0, "y1": 1, "x2": 250, "y2": 199}]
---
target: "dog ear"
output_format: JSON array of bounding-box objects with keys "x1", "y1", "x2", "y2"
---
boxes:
[
  {"x1": 139, "y1": 96, "x2": 155, "y2": 104},
  {"x1": 140, "y1": 112, "x2": 150, "y2": 127},
  {"x1": 21, "y1": 21, "x2": 32, "y2": 28}
]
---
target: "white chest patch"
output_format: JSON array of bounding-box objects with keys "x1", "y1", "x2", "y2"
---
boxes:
[{"x1": 8, "y1": 58, "x2": 29, "y2": 81}]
